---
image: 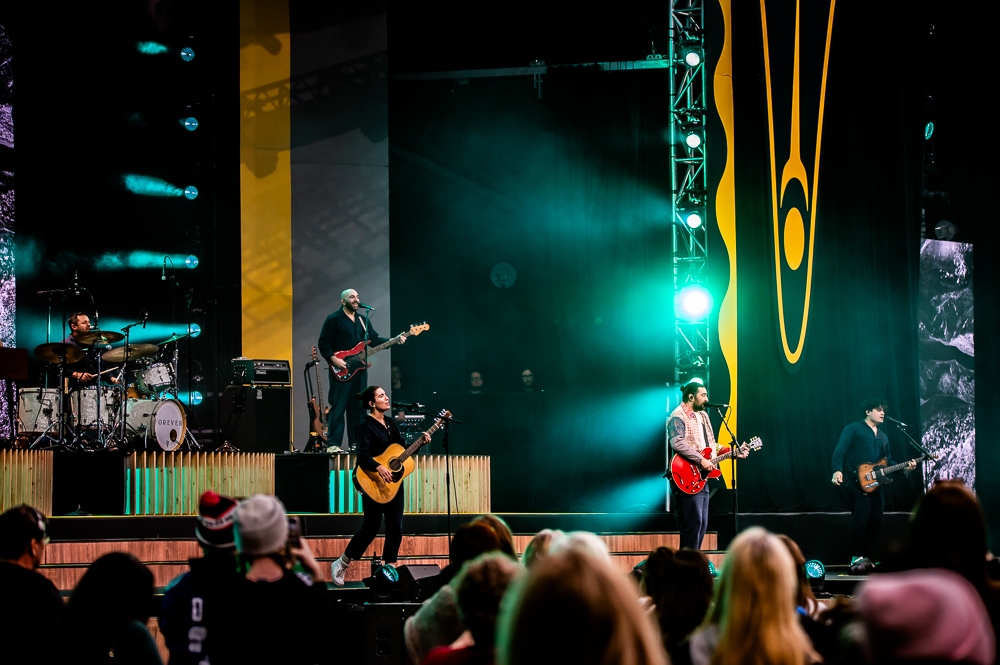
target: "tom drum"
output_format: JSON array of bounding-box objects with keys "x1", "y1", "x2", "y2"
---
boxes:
[{"x1": 17, "y1": 388, "x2": 60, "y2": 434}]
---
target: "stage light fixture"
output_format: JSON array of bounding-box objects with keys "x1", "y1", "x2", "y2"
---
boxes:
[
  {"x1": 177, "y1": 391, "x2": 203, "y2": 406},
  {"x1": 684, "y1": 131, "x2": 703, "y2": 149},
  {"x1": 805, "y1": 560, "x2": 825, "y2": 579},
  {"x1": 706, "y1": 560, "x2": 718, "y2": 578},
  {"x1": 182, "y1": 117, "x2": 199, "y2": 131},
  {"x1": 924, "y1": 122, "x2": 934, "y2": 140},
  {"x1": 683, "y1": 48, "x2": 703, "y2": 67},
  {"x1": 136, "y1": 41, "x2": 169, "y2": 55},
  {"x1": 180, "y1": 47, "x2": 195, "y2": 62},
  {"x1": 188, "y1": 323, "x2": 202, "y2": 338},
  {"x1": 185, "y1": 255, "x2": 199, "y2": 269},
  {"x1": 934, "y1": 219, "x2": 958, "y2": 240},
  {"x1": 684, "y1": 212, "x2": 703, "y2": 229},
  {"x1": 675, "y1": 285, "x2": 713, "y2": 321},
  {"x1": 184, "y1": 186, "x2": 199, "y2": 200}
]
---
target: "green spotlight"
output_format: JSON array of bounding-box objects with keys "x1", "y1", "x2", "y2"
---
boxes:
[
  {"x1": 804, "y1": 560, "x2": 825, "y2": 580},
  {"x1": 675, "y1": 285, "x2": 713, "y2": 321},
  {"x1": 136, "y1": 41, "x2": 169, "y2": 55},
  {"x1": 188, "y1": 323, "x2": 202, "y2": 338},
  {"x1": 185, "y1": 255, "x2": 199, "y2": 269},
  {"x1": 184, "y1": 186, "x2": 199, "y2": 200},
  {"x1": 123, "y1": 174, "x2": 183, "y2": 197},
  {"x1": 706, "y1": 560, "x2": 718, "y2": 578},
  {"x1": 182, "y1": 117, "x2": 199, "y2": 131},
  {"x1": 180, "y1": 47, "x2": 195, "y2": 62},
  {"x1": 684, "y1": 131, "x2": 702, "y2": 149},
  {"x1": 924, "y1": 122, "x2": 934, "y2": 140}
]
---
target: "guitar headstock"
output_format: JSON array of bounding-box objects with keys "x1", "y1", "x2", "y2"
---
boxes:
[
  {"x1": 743, "y1": 436, "x2": 763, "y2": 451},
  {"x1": 311, "y1": 345, "x2": 318, "y2": 361},
  {"x1": 436, "y1": 409, "x2": 452, "y2": 421},
  {"x1": 408, "y1": 322, "x2": 430, "y2": 336}
]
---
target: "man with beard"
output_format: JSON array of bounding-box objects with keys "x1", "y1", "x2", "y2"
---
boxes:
[
  {"x1": 668, "y1": 382, "x2": 745, "y2": 550},
  {"x1": 318, "y1": 289, "x2": 406, "y2": 452}
]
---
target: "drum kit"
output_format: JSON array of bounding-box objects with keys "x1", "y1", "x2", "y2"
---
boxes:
[{"x1": 20, "y1": 329, "x2": 198, "y2": 452}]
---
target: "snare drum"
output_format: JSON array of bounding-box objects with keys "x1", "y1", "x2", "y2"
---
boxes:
[
  {"x1": 70, "y1": 386, "x2": 121, "y2": 428},
  {"x1": 136, "y1": 363, "x2": 174, "y2": 397},
  {"x1": 126, "y1": 398, "x2": 186, "y2": 451},
  {"x1": 17, "y1": 388, "x2": 60, "y2": 433}
]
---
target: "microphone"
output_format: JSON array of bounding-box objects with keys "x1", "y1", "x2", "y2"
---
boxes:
[
  {"x1": 392, "y1": 401, "x2": 424, "y2": 410},
  {"x1": 162, "y1": 258, "x2": 167, "y2": 281},
  {"x1": 706, "y1": 402, "x2": 730, "y2": 409},
  {"x1": 885, "y1": 415, "x2": 910, "y2": 428},
  {"x1": 72, "y1": 270, "x2": 80, "y2": 296},
  {"x1": 359, "y1": 302, "x2": 375, "y2": 310},
  {"x1": 140, "y1": 309, "x2": 149, "y2": 329}
]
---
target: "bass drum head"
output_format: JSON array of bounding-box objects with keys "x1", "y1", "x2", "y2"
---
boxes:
[
  {"x1": 151, "y1": 399, "x2": 186, "y2": 451},
  {"x1": 126, "y1": 398, "x2": 186, "y2": 451}
]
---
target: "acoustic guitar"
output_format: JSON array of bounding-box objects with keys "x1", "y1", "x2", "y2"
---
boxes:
[
  {"x1": 353, "y1": 409, "x2": 451, "y2": 503},
  {"x1": 670, "y1": 436, "x2": 763, "y2": 495},
  {"x1": 331, "y1": 323, "x2": 429, "y2": 382},
  {"x1": 853, "y1": 454, "x2": 934, "y2": 493}
]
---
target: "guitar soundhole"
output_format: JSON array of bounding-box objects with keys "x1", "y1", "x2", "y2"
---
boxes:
[{"x1": 389, "y1": 458, "x2": 402, "y2": 472}]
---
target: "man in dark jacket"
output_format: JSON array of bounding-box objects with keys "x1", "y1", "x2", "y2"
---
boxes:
[
  {"x1": 0, "y1": 505, "x2": 64, "y2": 662},
  {"x1": 831, "y1": 399, "x2": 915, "y2": 562}
]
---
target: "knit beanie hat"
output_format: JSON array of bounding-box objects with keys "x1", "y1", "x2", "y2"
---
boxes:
[
  {"x1": 858, "y1": 567, "x2": 995, "y2": 665},
  {"x1": 234, "y1": 494, "x2": 288, "y2": 556},
  {"x1": 195, "y1": 491, "x2": 238, "y2": 549}
]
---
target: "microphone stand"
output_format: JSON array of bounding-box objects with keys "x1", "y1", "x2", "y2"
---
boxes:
[
  {"x1": 715, "y1": 406, "x2": 740, "y2": 538},
  {"x1": 887, "y1": 419, "x2": 935, "y2": 482},
  {"x1": 437, "y1": 412, "x2": 463, "y2": 557}
]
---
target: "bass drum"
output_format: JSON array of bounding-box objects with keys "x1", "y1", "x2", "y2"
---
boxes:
[
  {"x1": 17, "y1": 388, "x2": 60, "y2": 433},
  {"x1": 126, "y1": 399, "x2": 186, "y2": 451}
]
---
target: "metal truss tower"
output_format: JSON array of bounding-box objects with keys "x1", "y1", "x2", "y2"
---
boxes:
[{"x1": 669, "y1": 0, "x2": 709, "y2": 386}]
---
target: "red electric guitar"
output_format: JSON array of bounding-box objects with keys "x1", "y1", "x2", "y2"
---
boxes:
[
  {"x1": 330, "y1": 323, "x2": 429, "y2": 382},
  {"x1": 670, "y1": 436, "x2": 763, "y2": 495}
]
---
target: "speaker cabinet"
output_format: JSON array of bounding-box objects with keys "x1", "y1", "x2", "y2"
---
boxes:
[
  {"x1": 364, "y1": 603, "x2": 422, "y2": 665},
  {"x1": 218, "y1": 385, "x2": 291, "y2": 453}
]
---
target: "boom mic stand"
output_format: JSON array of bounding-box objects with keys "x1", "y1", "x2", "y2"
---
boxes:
[
  {"x1": 438, "y1": 412, "x2": 463, "y2": 557},
  {"x1": 714, "y1": 405, "x2": 740, "y2": 538}
]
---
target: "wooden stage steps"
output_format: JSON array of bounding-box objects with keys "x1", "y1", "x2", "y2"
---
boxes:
[{"x1": 41, "y1": 533, "x2": 720, "y2": 588}]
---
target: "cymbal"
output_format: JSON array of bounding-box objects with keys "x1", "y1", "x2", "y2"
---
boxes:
[
  {"x1": 102, "y1": 344, "x2": 159, "y2": 363},
  {"x1": 157, "y1": 332, "x2": 192, "y2": 345},
  {"x1": 75, "y1": 330, "x2": 126, "y2": 345},
  {"x1": 34, "y1": 342, "x2": 84, "y2": 364}
]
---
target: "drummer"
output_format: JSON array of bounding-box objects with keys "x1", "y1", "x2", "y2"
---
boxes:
[{"x1": 59, "y1": 312, "x2": 120, "y2": 389}]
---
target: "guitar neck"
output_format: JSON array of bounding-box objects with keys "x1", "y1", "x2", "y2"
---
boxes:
[
  {"x1": 396, "y1": 418, "x2": 444, "y2": 464},
  {"x1": 881, "y1": 457, "x2": 921, "y2": 475},
  {"x1": 367, "y1": 333, "x2": 406, "y2": 356}
]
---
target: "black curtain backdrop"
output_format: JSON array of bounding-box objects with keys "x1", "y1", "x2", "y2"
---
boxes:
[
  {"x1": 724, "y1": 0, "x2": 926, "y2": 513},
  {"x1": 388, "y1": 71, "x2": 675, "y2": 512}
]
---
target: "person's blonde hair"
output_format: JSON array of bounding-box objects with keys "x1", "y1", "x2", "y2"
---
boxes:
[
  {"x1": 708, "y1": 527, "x2": 818, "y2": 665},
  {"x1": 497, "y1": 549, "x2": 667, "y2": 665}
]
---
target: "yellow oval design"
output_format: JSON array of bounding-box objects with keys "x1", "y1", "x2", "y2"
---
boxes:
[{"x1": 783, "y1": 206, "x2": 805, "y2": 270}]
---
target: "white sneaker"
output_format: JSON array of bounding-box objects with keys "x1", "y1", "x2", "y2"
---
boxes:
[{"x1": 331, "y1": 557, "x2": 350, "y2": 586}]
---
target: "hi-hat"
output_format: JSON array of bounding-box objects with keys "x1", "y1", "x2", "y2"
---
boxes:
[
  {"x1": 75, "y1": 330, "x2": 126, "y2": 345},
  {"x1": 34, "y1": 343, "x2": 84, "y2": 364},
  {"x1": 102, "y1": 344, "x2": 159, "y2": 363},
  {"x1": 156, "y1": 332, "x2": 192, "y2": 345}
]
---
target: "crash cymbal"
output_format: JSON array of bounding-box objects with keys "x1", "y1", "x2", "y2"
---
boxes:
[
  {"x1": 34, "y1": 342, "x2": 84, "y2": 364},
  {"x1": 75, "y1": 330, "x2": 126, "y2": 345},
  {"x1": 156, "y1": 332, "x2": 192, "y2": 345},
  {"x1": 102, "y1": 343, "x2": 159, "y2": 363}
]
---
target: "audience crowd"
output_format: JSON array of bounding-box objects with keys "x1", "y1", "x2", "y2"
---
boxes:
[{"x1": 2, "y1": 477, "x2": 997, "y2": 665}]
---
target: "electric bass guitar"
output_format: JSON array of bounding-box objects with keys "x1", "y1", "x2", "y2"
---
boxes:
[
  {"x1": 353, "y1": 409, "x2": 451, "y2": 503},
  {"x1": 307, "y1": 346, "x2": 330, "y2": 446},
  {"x1": 853, "y1": 453, "x2": 936, "y2": 493},
  {"x1": 331, "y1": 323, "x2": 429, "y2": 382},
  {"x1": 670, "y1": 437, "x2": 763, "y2": 495}
]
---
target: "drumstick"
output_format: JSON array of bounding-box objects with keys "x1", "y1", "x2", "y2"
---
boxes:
[{"x1": 98, "y1": 367, "x2": 121, "y2": 376}]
